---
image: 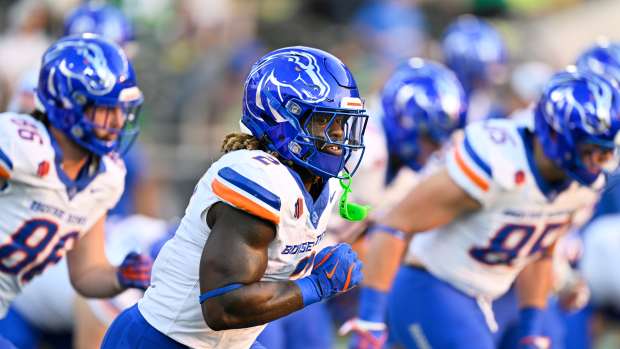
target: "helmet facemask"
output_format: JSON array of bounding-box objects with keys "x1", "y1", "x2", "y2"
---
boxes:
[
  {"x1": 270, "y1": 97, "x2": 368, "y2": 179},
  {"x1": 76, "y1": 97, "x2": 142, "y2": 155}
]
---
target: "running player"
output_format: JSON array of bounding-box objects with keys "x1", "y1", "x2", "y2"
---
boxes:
[
  {"x1": 348, "y1": 68, "x2": 620, "y2": 349},
  {"x1": 101, "y1": 46, "x2": 367, "y2": 349},
  {"x1": 260, "y1": 57, "x2": 468, "y2": 349}
]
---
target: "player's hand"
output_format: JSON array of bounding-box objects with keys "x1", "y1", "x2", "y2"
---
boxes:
[
  {"x1": 518, "y1": 336, "x2": 551, "y2": 349},
  {"x1": 294, "y1": 243, "x2": 362, "y2": 306},
  {"x1": 559, "y1": 277, "x2": 590, "y2": 312},
  {"x1": 341, "y1": 286, "x2": 389, "y2": 349},
  {"x1": 339, "y1": 318, "x2": 387, "y2": 349},
  {"x1": 116, "y1": 252, "x2": 153, "y2": 290}
]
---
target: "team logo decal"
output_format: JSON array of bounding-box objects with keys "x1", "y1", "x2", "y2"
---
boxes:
[
  {"x1": 247, "y1": 50, "x2": 331, "y2": 122},
  {"x1": 46, "y1": 38, "x2": 124, "y2": 97},
  {"x1": 37, "y1": 161, "x2": 50, "y2": 178},
  {"x1": 545, "y1": 78, "x2": 614, "y2": 135}
]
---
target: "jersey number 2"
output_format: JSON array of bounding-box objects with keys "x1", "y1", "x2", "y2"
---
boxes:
[
  {"x1": 0, "y1": 219, "x2": 79, "y2": 283},
  {"x1": 469, "y1": 222, "x2": 565, "y2": 265}
]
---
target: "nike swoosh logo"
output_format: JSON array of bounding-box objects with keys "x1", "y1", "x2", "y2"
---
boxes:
[{"x1": 325, "y1": 260, "x2": 339, "y2": 279}]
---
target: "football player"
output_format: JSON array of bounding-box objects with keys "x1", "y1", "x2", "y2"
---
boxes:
[
  {"x1": 346, "y1": 68, "x2": 620, "y2": 349},
  {"x1": 441, "y1": 15, "x2": 509, "y2": 122},
  {"x1": 259, "y1": 58, "x2": 468, "y2": 349},
  {"x1": 0, "y1": 34, "x2": 152, "y2": 347},
  {"x1": 337, "y1": 58, "x2": 467, "y2": 348},
  {"x1": 101, "y1": 46, "x2": 367, "y2": 349},
  {"x1": 488, "y1": 40, "x2": 620, "y2": 349}
]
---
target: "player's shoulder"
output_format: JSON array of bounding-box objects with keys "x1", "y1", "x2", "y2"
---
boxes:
[
  {"x1": 0, "y1": 112, "x2": 54, "y2": 180},
  {"x1": 210, "y1": 149, "x2": 289, "y2": 186},
  {"x1": 463, "y1": 118, "x2": 528, "y2": 170},
  {"x1": 200, "y1": 149, "x2": 291, "y2": 225},
  {"x1": 447, "y1": 118, "x2": 530, "y2": 201},
  {"x1": 463, "y1": 118, "x2": 524, "y2": 154}
]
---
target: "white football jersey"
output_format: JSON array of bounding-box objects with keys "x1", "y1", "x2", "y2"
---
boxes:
[
  {"x1": 10, "y1": 215, "x2": 169, "y2": 331},
  {"x1": 0, "y1": 112, "x2": 125, "y2": 317},
  {"x1": 405, "y1": 115, "x2": 601, "y2": 300},
  {"x1": 139, "y1": 149, "x2": 340, "y2": 349}
]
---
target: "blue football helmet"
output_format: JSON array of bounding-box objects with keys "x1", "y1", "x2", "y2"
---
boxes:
[
  {"x1": 35, "y1": 34, "x2": 143, "y2": 156},
  {"x1": 64, "y1": 3, "x2": 134, "y2": 47},
  {"x1": 535, "y1": 69, "x2": 620, "y2": 186},
  {"x1": 576, "y1": 41, "x2": 620, "y2": 89},
  {"x1": 441, "y1": 15, "x2": 508, "y2": 94},
  {"x1": 381, "y1": 58, "x2": 468, "y2": 170},
  {"x1": 242, "y1": 46, "x2": 368, "y2": 179}
]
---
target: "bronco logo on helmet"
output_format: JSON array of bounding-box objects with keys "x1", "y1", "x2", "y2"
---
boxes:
[
  {"x1": 50, "y1": 39, "x2": 121, "y2": 97},
  {"x1": 248, "y1": 50, "x2": 331, "y2": 122}
]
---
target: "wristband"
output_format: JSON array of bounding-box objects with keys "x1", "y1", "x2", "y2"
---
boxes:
[
  {"x1": 359, "y1": 286, "x2": 388, "y2": 323},
  {"x1": 367, "y1": 224, "x2": 405, "y2": 240},
  {"x1": 294, "y1": 276, "x2": 321, "y2": 306},
  {"x1": 519, "y1": 307, "x2": 546, "y2": 338}
]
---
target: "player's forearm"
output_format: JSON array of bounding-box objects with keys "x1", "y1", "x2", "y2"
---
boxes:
[
  {"x1": 361, "y1": 233, "x2": 407, "y2": 291},
  {"x1": 70, "y1": 263, "x2": 122, "y2": 298},
  {"x1": 516, "y1": 257, "x2": 554, "y2": 309},
  {"x1": 203, "y1": 280, "x2": 303, "y2": 330}
]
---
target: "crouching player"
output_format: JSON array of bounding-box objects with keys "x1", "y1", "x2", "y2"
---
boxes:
[
  {"x1": 346, "y1": 68, "x2": 620, "y2": 349},
  {"x1": 0, "y1": 34, "x2": 152, "y2": 347},
  {"x1": 102, "y1": 46, "x2": 368, "y2": 348}
]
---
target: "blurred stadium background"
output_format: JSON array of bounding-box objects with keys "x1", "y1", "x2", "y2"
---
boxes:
[{"x1": 0, "y1": 0, "x2": 618, "y2": 218}]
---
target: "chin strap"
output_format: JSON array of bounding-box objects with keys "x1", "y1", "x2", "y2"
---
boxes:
[{"x1": 339, "y1": 171, "x2": 370, "y2": 221}]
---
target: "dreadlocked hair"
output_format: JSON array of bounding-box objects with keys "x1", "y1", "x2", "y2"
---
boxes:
[
  {"x1": 221, "y1": 132, "x2": 282, "y2": 160},
  {"x1": 221, "y1": 133, "x2": 263, "y2": 153}
]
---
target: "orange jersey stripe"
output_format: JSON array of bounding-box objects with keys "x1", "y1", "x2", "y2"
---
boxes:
[
  {"x1": 0, "y1": 165, "x2": 9, "y2": 179},
  {"x1": 454, "y1": 145, "x2": 489, "y2": 192},
  {"x1": 212, "y1": 179, "x2": 280, "y2": 225}
]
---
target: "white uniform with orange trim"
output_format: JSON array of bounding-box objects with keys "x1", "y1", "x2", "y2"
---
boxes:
[
  {"x1": 9, "y1": 215, "x2": 168, "y2": 331},
  {"x1": 0, "y1": 112, "x2": 125, "y2": 317},
  {"x1": 404, "y1": 116, "x2": 601, "y2": 301},
  {"x1": 138, "y1": 149, "x2": 341, "y2": 349}
]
